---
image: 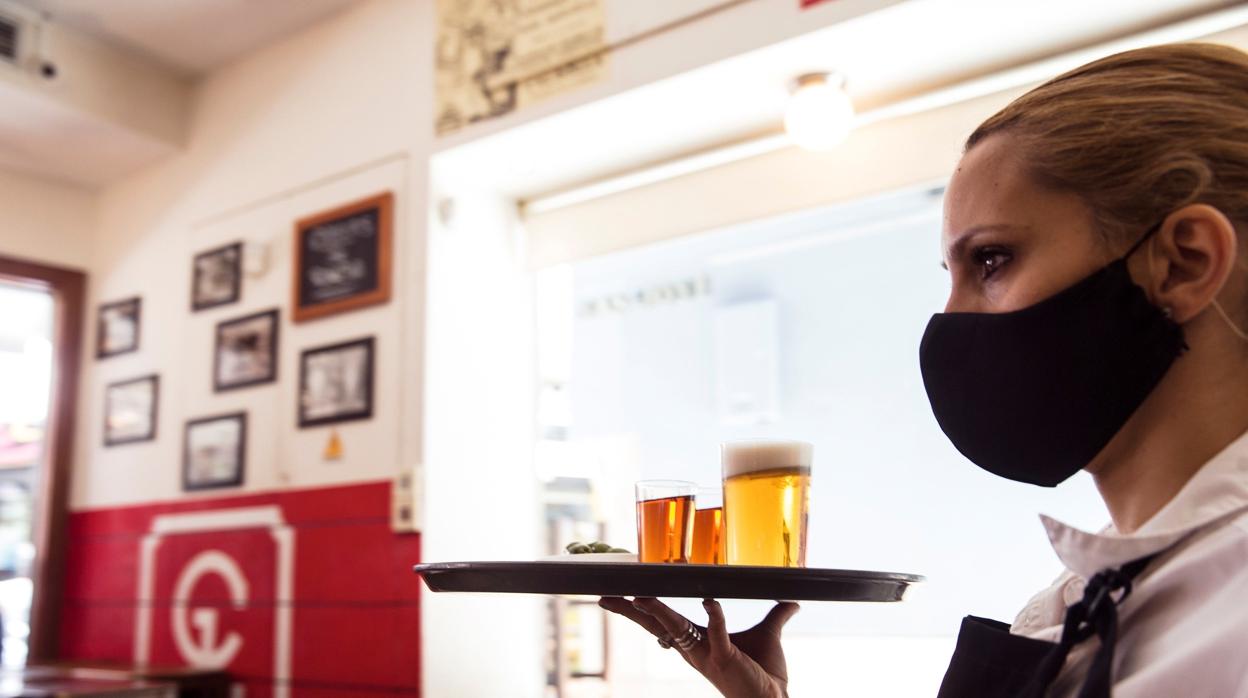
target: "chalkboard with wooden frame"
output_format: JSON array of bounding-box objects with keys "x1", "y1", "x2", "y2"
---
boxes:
[{"x1": 292, "y1": 192, "x2": 393, "y2": 322}]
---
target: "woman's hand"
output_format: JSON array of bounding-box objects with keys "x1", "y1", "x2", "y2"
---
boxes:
[{"x1": 599, "y1": 596, "x2": 800, "y2": 698}]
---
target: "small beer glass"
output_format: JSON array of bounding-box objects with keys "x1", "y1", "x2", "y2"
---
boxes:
[
  {"x1": 635, "y1": 480, "x2": 696, "y2": 563},
  {"x1": 690, "y1": 486, "x2": 726, "y2": 565}
]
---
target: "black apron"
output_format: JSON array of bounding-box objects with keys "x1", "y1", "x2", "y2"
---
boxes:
[{"x1": 937, "y1": 554, "x2": 1156, "y2": 698}]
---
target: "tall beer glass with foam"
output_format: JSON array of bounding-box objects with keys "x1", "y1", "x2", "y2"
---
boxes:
[{"x1": 722, "y1": 441, "x2": 812, "y2": 567}]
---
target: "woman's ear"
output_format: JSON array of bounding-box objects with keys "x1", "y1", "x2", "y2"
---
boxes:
[{"x1": 1142, "y1": 204, "x2": 1239, "y2": 323}]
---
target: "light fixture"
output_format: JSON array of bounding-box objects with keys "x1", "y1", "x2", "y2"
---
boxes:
[{"x1": 784, "y1": 71, "x2": 854, "y2": 152}]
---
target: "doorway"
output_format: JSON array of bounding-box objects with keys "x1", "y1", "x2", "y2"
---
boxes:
[{"x1": 0, "y1": 257, "x2": 85, "y2": 664}]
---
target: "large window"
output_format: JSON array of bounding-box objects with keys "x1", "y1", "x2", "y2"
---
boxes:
[{"x1": 535, "y1": 184, "x2": 1109, "y2": 696}]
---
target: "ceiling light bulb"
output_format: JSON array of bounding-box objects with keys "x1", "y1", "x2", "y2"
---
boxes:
[{"x1": 784, "y1": 72, "x2": 854, "y2": 152}]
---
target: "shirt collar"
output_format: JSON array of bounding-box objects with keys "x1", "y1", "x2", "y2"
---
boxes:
[{"x1": 1040, "y1": 428, "x2": 1248, "y2": 579}]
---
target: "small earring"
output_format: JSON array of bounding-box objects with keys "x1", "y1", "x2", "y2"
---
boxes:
[{"x1": 1162, "y1": 307, "x2": 1174, "y2": 319}]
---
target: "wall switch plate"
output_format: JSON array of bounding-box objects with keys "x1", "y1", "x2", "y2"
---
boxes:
[
  {"x1": 243, "y1": 239, "x2": 269, "y2": 276},
  {"x1": 391, "y1": 468, "x2": 420, "y2": 533}
]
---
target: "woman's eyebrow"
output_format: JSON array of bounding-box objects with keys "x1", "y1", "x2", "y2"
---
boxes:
[{"x1": 941, "y1": 223, "x2": 1032, "y2": 270}]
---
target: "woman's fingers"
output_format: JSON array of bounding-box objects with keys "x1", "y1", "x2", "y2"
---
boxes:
[
  {"x1": 759, "y1": 601, "x2": 801, "y2": 633},
  {"x1": 633, "y1": 598, "x2": 711, "y2": 661},
  {"x1": 632, "y1": 597, "x2": 691, "y2": 636},
  {"x1": 599, "y1": 597, "x2": 671, "y2": 640},
  {"x1": 631, "y1": 598, "x2": 790, "y2": 698},
  {"x1": 702, "y1": 599, "x2": 732, "y2": 654}
]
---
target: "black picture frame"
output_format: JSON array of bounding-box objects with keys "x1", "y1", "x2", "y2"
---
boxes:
[
  {"x1": 192, "y1": 241, "x2": 243, "y2": 311},
  {"x1": 298, "y1": 336, "x2": 375, "y2": 428},
  {"x1": 96, "y1": 296, "x2": 141, "y2": 359},
  {"x1": 183, "y1": 412, "x2": 247, "y2": 491},
  {"x1": 213, "y1": 309, "x2": 279, "y2": 392},
  {"x1": 103, "y1": 374, "x2": 159, "y2": 446}
]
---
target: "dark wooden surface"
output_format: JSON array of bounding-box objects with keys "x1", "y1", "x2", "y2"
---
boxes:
[
  {"x1": 8, "y1": 666, "x2": 173, "y2": 697},
  {"x1": 26, "y1": 663, "x2": 230, "y2": 698}
]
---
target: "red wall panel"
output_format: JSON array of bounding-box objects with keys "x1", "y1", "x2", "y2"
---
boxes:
[{"x1": 60, "y1": 480, "x2": 421, "y2": 696}]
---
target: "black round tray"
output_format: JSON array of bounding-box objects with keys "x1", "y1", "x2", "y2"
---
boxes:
[{"x1": 414, "y1": 561, "x2": 924, "y2": 602}]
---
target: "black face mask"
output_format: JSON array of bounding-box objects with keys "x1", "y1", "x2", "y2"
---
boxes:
[{"x1": 919, "y1": 221, "x2": 1188, "y2": 487}]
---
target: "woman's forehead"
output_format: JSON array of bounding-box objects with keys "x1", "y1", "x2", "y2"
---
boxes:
[
  {"x1": 946, "y1": 137, "x2": 1030, "y2": 221},
  {"x1": 943, "y1": 135, "x2": 1087, "y2": 242}
]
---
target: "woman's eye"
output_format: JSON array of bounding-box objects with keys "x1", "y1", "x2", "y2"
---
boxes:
[{"x1": 971, "y1": 246, "x2": 1012, "y2": 280}]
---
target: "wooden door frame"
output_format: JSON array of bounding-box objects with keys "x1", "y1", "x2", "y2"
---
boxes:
[{"x1": 0, "y1": 255, "x2": 85, "y2": 662}]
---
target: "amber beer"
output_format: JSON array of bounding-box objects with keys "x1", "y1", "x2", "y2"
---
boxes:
[
  {"x1": 722, "y1": 441, "x2": 812, "y2": 567},
  {"x1": 690, "y1": 506, "x2": 726, "y2": 564},
  {"x1": 690, "y1": 486, "x2": 726, "y2": 564},
  {"x1": 635, "y1": 481, "x2": 697, "y2": 563}
]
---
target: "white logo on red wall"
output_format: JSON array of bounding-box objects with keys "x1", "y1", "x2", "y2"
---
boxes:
[
  {"x1": 134, "y1": 507, "x2": 294, "y2": 698},
  {"x1": 173, "y1": 550, "x2": 248, "y2": 668}
]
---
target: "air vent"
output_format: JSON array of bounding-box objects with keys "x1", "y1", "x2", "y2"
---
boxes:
[{"x1": 0, "y1": 15, "x2": 18, "y2": 63}]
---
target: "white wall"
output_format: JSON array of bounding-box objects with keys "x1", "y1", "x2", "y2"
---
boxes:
[
  {"x1": 76, "y1": 0, "x2": 433, "y2": 511},
  {"x1": 0, "y1": 168, "x2": 94, "y2": 270},
  {"x1": 79, "y1": 158, "x2": 414, "y2": 504},
  {"x1": 420, "y1": 175, "x2": 547, "y2": 698}
]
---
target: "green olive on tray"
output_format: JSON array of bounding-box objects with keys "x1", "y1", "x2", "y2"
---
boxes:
[{"x1": 564, "y1": 540, "x2": 630, "y2": 554}]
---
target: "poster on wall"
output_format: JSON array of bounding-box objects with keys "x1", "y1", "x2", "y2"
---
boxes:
[
  {"x1": 96, "y1": 296, "x2": 141, "y2": 359},
  {"x1": 434, "y1": 0, "x2": 608, "y2": 136},
  {"x1": 292, "y1": 192, "x2": 392, "y2": 323},
  {"x1": 192, "y1": 241, "x2": 243, "y2": 311},
  {"x1": 214, "y1": 309, "x2": 279, "y2": 391},
  {"x1": 298, "y1": 337, "x2": 374, "y2": 428},
  {"x1": 103, "y1": 374, "x2": 159, "y2": 446},
  {"x1": 183, "y1": 412, "x2": 246, "y2": 490}
]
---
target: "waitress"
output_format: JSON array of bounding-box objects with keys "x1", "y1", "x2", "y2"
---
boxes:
[{"x1": 601, "y1": 42, "x2": 1248, "y2": 697}]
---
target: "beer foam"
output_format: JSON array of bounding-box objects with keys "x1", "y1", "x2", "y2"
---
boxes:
[{"x1": 721, "y1": 440, "x2": 812, "y2": 478}]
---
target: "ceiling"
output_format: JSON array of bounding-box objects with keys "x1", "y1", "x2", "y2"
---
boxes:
[
  {"x1": 437, "y1": 0, "x2": 1247, "y2": 202},
  {"x1": 10, "y1": 0, "x2": 363, "y2": 76},
  {"x1": 1, "y1": 0, "x2": 1245, "y2": 190}
]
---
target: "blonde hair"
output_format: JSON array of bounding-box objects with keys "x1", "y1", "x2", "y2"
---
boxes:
[{"x1": 967, "y1": 42, "x2": 1248, "y2": 243}]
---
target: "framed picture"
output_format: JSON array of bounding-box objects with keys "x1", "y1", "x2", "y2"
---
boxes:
[
  {"x1": 292, "y1": 192, "x2": 393, "y2": 323},
  {"x1": 97, "y1": 297, "x2": 141, "y2": 359},
  {"x1": 192, "y1": 241, "x2": 242, "y2": 311},
  {"x1": 183, "y1": 412, "x2": 246, "y2": 491},
  {"x1": 214, "y1": 309, "x2": 279, "y2": 391},
  {"x1": 104, "y1": 374, "x2": 159, "y2": 446},
  {"x1": 298, "y1": 337, "x2": 375, "y2": 427}
]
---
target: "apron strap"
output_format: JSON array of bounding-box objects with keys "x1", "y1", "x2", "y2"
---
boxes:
[{"x1": 1020, "y1": 554, "x2": 1158, "y2": 698}]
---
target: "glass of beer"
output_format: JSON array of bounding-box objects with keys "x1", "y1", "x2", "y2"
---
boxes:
[
  {"x1": 690, "y1": 487, "x2": 726, "y2": 565},
  {"x1": 722, "y1": 441, "x2": 812, "y2": 567},
  {"x1": 635, "y1": 480, "x2": 696, "y2": 563}
]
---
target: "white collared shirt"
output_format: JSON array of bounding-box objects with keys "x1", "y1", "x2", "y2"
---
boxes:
[{"x1": 1011, "y1": 430, "x2": 1248, "y2": 697}]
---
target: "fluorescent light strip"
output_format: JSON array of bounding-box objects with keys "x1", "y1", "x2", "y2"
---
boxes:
[
  {"x1": 523, "y1": 4, "x2": 1248, "y2": 216},
  {"x1": 524, "y1": 131, "x2": 790, "y2": 215}
]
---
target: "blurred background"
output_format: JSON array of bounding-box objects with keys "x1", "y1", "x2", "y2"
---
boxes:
[{"x1": 0, "y1": 0, "x2": 1245, "y2": 696}]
